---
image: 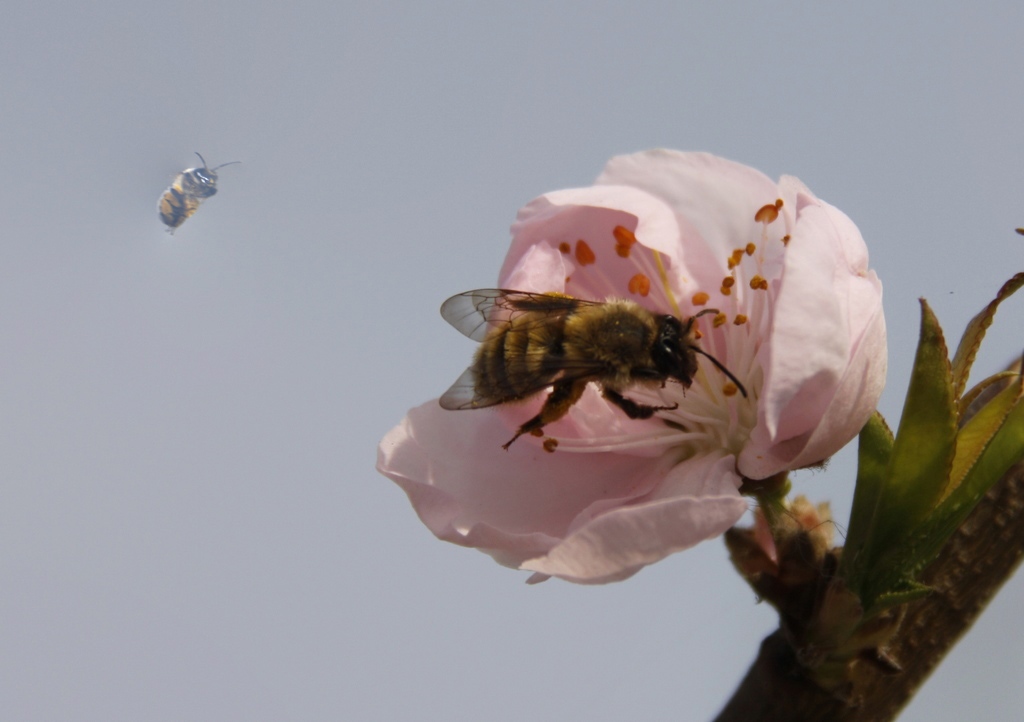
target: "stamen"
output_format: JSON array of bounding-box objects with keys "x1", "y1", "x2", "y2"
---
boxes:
[
  {"x1": 749, "y1": 275, "x2": 768, "y2": 290},
  {"x1": 543, "y1": 438, "x2": 559, "y2": 453},
  {"x1": 781, "y1": 234, "x2": 791, "y2": 246},
  {"x1": 723, "y1": 383, "x2": 739, "y2": 397},
  {"x1": 721, "y1": 277, "x2": 735, "y2": 288},
  {"x1": 692, "y1": 291, "x2": 710, "y2": 306},
  {"x1": 575, "y1": 240, "x2": 596, "y2": 265},
  {"x1": 733, "y1": 314, "x2": 748, "y2": 325},
  {"x1": 754, "y1": 204, "x2": 779, "y2": 224},
  {"x1": 713, "y1": 312, "x2": 727, "y2": 328},
  {"x1": 628, "y1": 273, "x2": 651, "y2": 297},
  {"x1": 558, "y1": 241, "x2": 571, "y2": 254},
  {"x1": 728, "y1": 249, "x2": 744, "y2": 269},
  {"x1": 745, "y1": 243, "x2": 756, "y2": 256}
]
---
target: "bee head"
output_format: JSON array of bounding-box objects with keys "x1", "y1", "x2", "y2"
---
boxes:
[
  {"x1": 650, "y1": 315, "x2": 699, "y2": 385},
  {"x1": 192, "y1": 152, "x2": 241, "y2": 178}
]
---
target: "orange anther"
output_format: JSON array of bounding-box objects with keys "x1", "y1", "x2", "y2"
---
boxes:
[
  {"x1": 754, "y1": 204, "x2": 779, "y2": 224},
  {"x1": 575, "y1": 240, "x2": 596, "y2": 265},
  {"x1": 628, "y1": 273, "x2": 651, "y2": 297}
]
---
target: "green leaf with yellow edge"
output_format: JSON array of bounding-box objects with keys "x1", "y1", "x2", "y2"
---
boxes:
[
  {"x1": 947, "y1": 372, "x2": 1024, "y2": 500},
  {"x1": 913, "y1": 378, "x2": 1024, "y2": 568},
  {"x1": 950, "y1": 271, "x2": 1024, "y2": 400},
  {"x1": 959, "y1": 371, "x2": 1020, "y2": 419},
  {"x1": 875, "y1": 301, "x2": 957, "y2": 533},
  {"x1": 839, "y1": 412, "x2": 893, "y2": 588},
  {"x1": 854, "y1": 301, "x2": 957, "y2": 606}
]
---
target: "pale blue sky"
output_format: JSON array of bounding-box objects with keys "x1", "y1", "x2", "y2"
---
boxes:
[{"x1": 1, "y1": 1, "x2": 1022, "y2": 719}]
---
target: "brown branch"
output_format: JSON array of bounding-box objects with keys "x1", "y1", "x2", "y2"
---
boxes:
[{"x1": 714, "y1": 455, "x2": 1024, "y2": 722}]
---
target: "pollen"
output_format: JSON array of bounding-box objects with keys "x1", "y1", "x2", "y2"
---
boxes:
[
  {"x1": 543, "y1": 438, "x2": 559, "y2": 453},
  {"x1": 628, "y1": 273, "x2": 651, "y2": 296},
  {"x1": 728, "y1": 249, "x2": 745, "y2": 269},
  {"x1": 559, "y1": 241, "x2": 571, "y2": 254},
  {"x1": 722, "y1": 277, "x2": 735, "y2": 288},
  {"x1": 775, "y1": 198, "x2": 784, "y2": 208},
  {"x1": 692, "y1": 291, "x2": 710, "y2": 306},
  {"x1": 722, "y1": 383, "x2": 739, "y2": 397},
  {"x1": 613, "y1": 225, "x2": 638, "y2": 258},
  {"x1": 713, "y1": 312, "x2": 727, "y2": 328},
  {"x1": 754, "y1": 204, "x2": 779, "y2": 224},
  {"x1": 749, "y1": 275, "x2": 768, "y2": 290},
  {"x1": 781, "y1": 234, "x2": 791, "y2": 246},
  {"x1": 575, "y1": 240, "x2": 596, "y2": 265},
  {"x1": 733, "y1": 314, "x2": 748, "y2": 325},
  {"x1": 745, "y1": 242, "x2": 756, "y2": 256}
]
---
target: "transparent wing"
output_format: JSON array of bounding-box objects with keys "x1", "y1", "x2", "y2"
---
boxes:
[
  {"x1": 440, "y1": 362, "x2": 612, "y2": 411},
  {"x1": 440, "y1": 289, "x2": 600, "y2": 341},
  {"x1": 438, "y1": 366, "x2": 503, "y2": 410}
]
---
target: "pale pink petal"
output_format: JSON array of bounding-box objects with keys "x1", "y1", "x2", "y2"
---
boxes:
[
  {"x1": 738, "y1": 190, "x2": 886, "y2": 478},
  {"x1": 378, "y1": 400, "x2": 670, "y2": 571},
  {"x1": 596, "y1": 150, "x2": 783, "y2": 287},
  {"x1": 520, "y1": 453, "x2": 746, "y2": 584}
]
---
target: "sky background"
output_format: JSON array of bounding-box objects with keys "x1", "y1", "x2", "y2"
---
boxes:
[{"x1": 1, "y1": 1, "x2": 1022, "y2": 720}]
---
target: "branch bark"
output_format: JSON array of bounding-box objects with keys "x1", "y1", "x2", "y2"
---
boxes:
[{"x1": 714, "y1": 454, "x2": 1024, "y2": 722}]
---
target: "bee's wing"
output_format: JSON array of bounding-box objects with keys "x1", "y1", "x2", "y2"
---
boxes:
[
  {"x1": 440, "y1": 289, "x2": 595, "y2": 341},
  {"x1": 438, "y1": 361, "x2": 608, "y2": 411},
  {"x1": 438, "y1": 367, "x2": 500, "y2": 410}
]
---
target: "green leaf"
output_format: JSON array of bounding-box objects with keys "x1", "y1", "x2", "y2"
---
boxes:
[
  {"x1": 959, "y1": 371, "x2": 1021, "y2": 419},
  {"x1": 950, "y1": 272, "x2": 1024, "y2": 400},
  {"x1": 948, "y1": 373, "x2": 1024, "y2": 498},
  {"x1": 869, "y1": 580, "x2": 933, "y2": 615},
  {"x1": 916, "y1": 378, "x2": 1024, "y2": 566},
  {"x1": 855, "y1": 301, "x2": 957, "y2": 605},
  {"x1": 876, "y1": 301, "x2": 958, "y2": 531},
  {"x1": 839, "y1": 412, "x2": 893, "y2": 588}
]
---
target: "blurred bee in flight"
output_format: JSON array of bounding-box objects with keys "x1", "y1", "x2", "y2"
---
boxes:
[
  {"x1": 439, "y1": 289, "x2": 747, "y2": 450},
  {"x1": 158, "y1": 153, "x2": 240, "y2": 233}
]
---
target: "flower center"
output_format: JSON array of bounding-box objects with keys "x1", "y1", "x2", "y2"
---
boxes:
[{"x1": 548, "y1": 199, "x2": 791, "y2": 459}]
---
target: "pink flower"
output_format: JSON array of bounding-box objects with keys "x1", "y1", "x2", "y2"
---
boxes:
[{"x1": 377, "y1": 150, "x2": 886, "y2": 584}]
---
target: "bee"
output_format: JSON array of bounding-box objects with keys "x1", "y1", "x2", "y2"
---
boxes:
[
  {"x1": 439, "y1": 289, "x2": 747, "y2": 449},
  {"x1": 158, "y1": 153, "x2": 240, "y2": 233}
]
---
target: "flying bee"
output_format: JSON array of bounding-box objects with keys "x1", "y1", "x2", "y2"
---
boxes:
[
  {"x1": 158, "y1": 152, "x2": 240, "y2": 233},
  {"x1": 439, "y1": 289, "x2": 747, "y2": 450}
]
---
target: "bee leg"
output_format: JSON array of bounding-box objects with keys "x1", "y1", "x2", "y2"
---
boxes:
[
  {"x1": 502, "y1": 378, "x2": 589, "y2": 450},
  {"x1": 602, "y1": 388, "x2": 678, "y2": 419}
]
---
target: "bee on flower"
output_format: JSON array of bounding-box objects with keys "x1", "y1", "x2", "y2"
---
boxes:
[{"x1": 378, "y1": 150, "x2": 886, "y2": 584}]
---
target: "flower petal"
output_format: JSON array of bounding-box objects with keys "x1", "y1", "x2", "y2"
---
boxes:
[
  {"x1": 520, "y1": 452, "x2": 746, "y2": 583},
  {"x1": 739, "y1": 190, "x2": 886, "y2": 478},
  {"x1": 377, "y1": 400, "x2": 671, "y2": 571}
]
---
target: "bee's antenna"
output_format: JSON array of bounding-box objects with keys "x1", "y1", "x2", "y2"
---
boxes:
[
  {"x1": 194, "y1": 152, "x2": 208, "y2": 169},
  {"x1": 212, "y1": 161, "x2": 242, "y2": 171},
  {"x1": 692, "y1": 347, "x2": 748, "y2": 398}
]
